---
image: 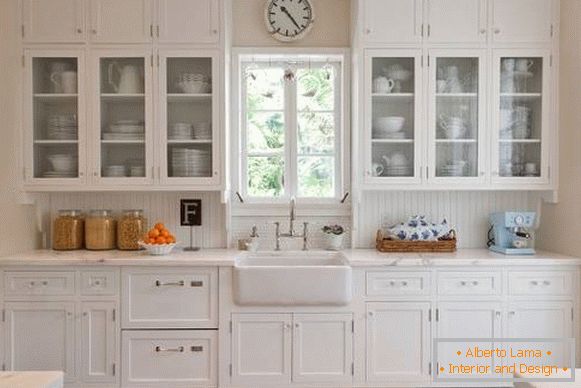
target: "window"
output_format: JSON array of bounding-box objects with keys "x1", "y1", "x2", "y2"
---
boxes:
[{"x1": 239, "y1": 54, "x2": 344, "y2": 201}]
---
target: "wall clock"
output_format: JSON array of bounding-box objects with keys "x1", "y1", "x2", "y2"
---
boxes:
[{"x1": 264, "y1": 0, "x2": 315, "y2": 42}]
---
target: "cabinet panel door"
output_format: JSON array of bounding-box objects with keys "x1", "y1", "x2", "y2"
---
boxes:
[
  {"x1": 506, "y1": 302, "x2": 573, "y2": 368},
  {"x1": 491, "y1": 0, "x2": 553, "y2": 43},
  {"x1": 366, "y1": 302, "x2": 430, "y2": 383},
  {"x1": 80, "y1": 302, "x2": 117, "y2": 384},
  {"x1": 436, "y1": 302, "x2": 502, "y2": 379},
  {"x1": 89, "y1": 0, "x2": 153, "y2": 43},
  {"x1": 4, "y1": 302, "x2": 76, "y2": 382},
  {"x1": 292, "y1": 314, "x2": 353, "y2": 384},
  {"x1": 362, "y1": 0, "x2": 422, "y2": 44},
  {"x1": 231, "y1": 314, "x2": 292, "y2": 386},
  {"x1": 158, "y1": 0, "x2": 219, "y2": 43},
  {"x1": 427, "y1": 0, "x2": 486, "y2": 43},
  {"x1": 22, "y1": 0, "x2": 84, "y2": 43}
]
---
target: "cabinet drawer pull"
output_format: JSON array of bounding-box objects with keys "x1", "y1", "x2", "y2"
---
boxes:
[
  {"x1": 155, "y1": 345, "x2": 184, "y2": 353},
  {"x1": 190, "y1": 281, "x2": 204, "y2": 287},
  {"x1": 155, "y1": 280, "x2": 185, "y2": 287},
  {"x1": 191, "y1": 346, "x2": 204, "y2": 352},
  {"x1": 460, "y1": 281, "x2": 467, "y2": 286},
  {"x1": 472, "y1": 281, "x2": 479, "y2": 286},
  {"x1": 543, "y1": 280, "x2": 551, "y2": 286},
  {"x1": 401, "y1": 281, "x2": 408, "y2": 286},
  {"x1": 530, "y1": 280, "x2": 539, "y2": 286}
]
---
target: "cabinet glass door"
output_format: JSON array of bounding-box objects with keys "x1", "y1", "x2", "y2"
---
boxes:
[
  {"x1": 366, "y1": 50, "x2": 421, "y2": 183},
  {"x1": 94, "y1": 51, "x2": 152, "y2": 183},
  {"x1": 160, "y1": 51, "x2": 217, "y2": 185},
  {"x1": 429, "y1": 52, "x2": 484, "y2": 181},
  {"x1": 495, "y1": 52, "x2": 549, "y2": 182},
  {"x1": 27, "y1": 52, "x2": 84, "y2": 182}
]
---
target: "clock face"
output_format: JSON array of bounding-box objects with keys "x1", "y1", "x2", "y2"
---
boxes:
[{"x1": 265, "y1": 0, "x2": 314, "y2": 42}]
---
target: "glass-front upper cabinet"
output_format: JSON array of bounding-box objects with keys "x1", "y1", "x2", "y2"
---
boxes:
[
  {"x1": 158, "y1": 50, "x2": 219, "y2": 185},
  {"x1": 428, "y1": 50, "x2": 486, "y2": 183},
  {"x1": 24, "y1": 50, "x2": 86, "y2": 184},
  {"x1": 91, "y1": 50, "x2": 153, "y2": 184},
  {"x1": 492, "y1": 50, "x2": 551, "y2": 183},
  {"x1": 365, "y1": 49, "x2": 422, "y2": 184}
]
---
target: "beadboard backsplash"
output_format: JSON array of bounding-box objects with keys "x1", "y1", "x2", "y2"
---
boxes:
[
  {"x1": 35, "y1": 192, "x2": 226, "y2": 249},
  {"x1": 33, "y1": 190, "x2": 541, "y2": 250},
  {"x1": 354, "y1": 191, "x2": 541, "y2": 248}
]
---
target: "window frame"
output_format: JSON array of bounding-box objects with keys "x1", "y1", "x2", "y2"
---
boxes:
[{"x1": 232, "y1": 48, "x2": 350, "y2": 206}]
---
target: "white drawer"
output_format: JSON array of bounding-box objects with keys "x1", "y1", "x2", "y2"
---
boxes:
[
  {"x1": 4, "y1": 271, "x2": 75, "y2": 297},
  {"x1": 509, "y1": 271, "x2": 572, "y2": 296},
  {"x1": 122, "y1": 268, "x2": 218, "y2": 328},
  {"x1": 366, "y1": 271, "x2": 430, "y2": 296},
  {"x1": 122, "y1": 330, "x2": 217, "y2": 388},
  {"x1": 437, "y1": 272, "x2": 501, "y2": 296},
  {"x1": 80, "y1": 270, "x2": 118, "y2": 296}
]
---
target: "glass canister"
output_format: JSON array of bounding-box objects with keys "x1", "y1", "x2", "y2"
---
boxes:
[
  {"x1": 85, "y1": 210, "x2": 116, "y2": 250},
  {"x1": 52, "y1": 210, "x2": 84, "y2": 250},
  {"x1": 117, "y1": 210, "x2": 146, "y2": 250}
]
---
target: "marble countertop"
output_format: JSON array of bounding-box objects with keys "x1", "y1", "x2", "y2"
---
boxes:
[
  {"x1": 0, "y1": 248, "x2": 579, "y2": 267},
  {"x1": 0, "y1": 371, "x2": 63, "y2": 388}
]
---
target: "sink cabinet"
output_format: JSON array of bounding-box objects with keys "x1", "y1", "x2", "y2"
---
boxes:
[{"x1": 231, "y1": 313, "x2": 353, "y2": 386}]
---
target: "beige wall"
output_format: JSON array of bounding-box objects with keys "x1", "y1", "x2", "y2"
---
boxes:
[
  {"x1": 232, "y1": 0, "x2": 350, "y2": 47},
  {"x1": 0, "y1": 0, "x2": 39, "y2": 255},
  {"x1": 537, "y1": 0, "x2": 581, "y2": 256}
]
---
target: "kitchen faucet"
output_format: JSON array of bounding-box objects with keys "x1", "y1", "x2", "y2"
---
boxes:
[{"x1": 274, "y1": 197, "x2": 308, "y2": 251}]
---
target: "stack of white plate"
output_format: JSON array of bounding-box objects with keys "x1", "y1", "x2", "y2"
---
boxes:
[
  {"x1": 385, "y1": 165, "x2": 413, "y2": 177},
  {"x1": 104, "y1": 165, "x2": 127, "y2": 177},
  {"x1": 169, "y1": 123, "x2": 193, "y2": 140},
  {"x1": 438, "y1": 161, "x2": 467, "y2": 177},
  {"x1": 103, "y1": 120, "x2": 145, "y2": 141},
  {"x1": 47, "y1": 114, "x2": 77, "y2": 140},
  {"x1": 171, "y1": 148, "x2": 211, "y2": 177},
  {"x1": 193, "y1": 122, "x2": 212, "y2": 139}
]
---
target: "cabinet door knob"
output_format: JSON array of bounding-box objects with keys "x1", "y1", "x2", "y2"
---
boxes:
[
  {"x1": 401, "y1": 281, "x2": 408, "y2": 286},
  {"x1": 460, "y1": 281, "x2": 467, "y2": 286},
  {"x1": 77, "y1": 28, "x2": 83, "y2": 34},
  {"x1": 495, "y1": 311, "x2": 501, "y2": 317},
  {"x1": 472, "y1": 281, "x2": 479, "y2": 286},
  {"x1": 480, "y1": 29, "x2": 486, "y2": 34},
  {"x1": 83, "y1": 312, "x2": 88, "y2": 317},
  {"x1": 365, "y1": 28, "x2": 371, "y2": 34},
  {"x1": 92, "y1": 29, "x2": 97, "y2": 34},
  {"x1": 494, "y1": 28, "x2": 500, "y2": 34},
  {"x1": 368, "y1": 311, "x2": 374, "y2": 317},
  {"x1": 531, "y1": 280, "x2": 539, "y2": 286},
  {"x1": 543, "y1": 280, "x2": 551, "y2": 286}
]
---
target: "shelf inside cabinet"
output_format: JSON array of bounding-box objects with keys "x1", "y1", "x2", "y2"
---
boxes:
[
  {"x1": 435, "y1": 139, "x2": 477, "y2": 143},
  {"x1": 167, "y1": 93, "x2": 212, "y2": 102},
  {"x1": 500, "y1": 93, "x2": 542, "y2": 98},
  {"x1": 101, "y1": 140, "x2": 145, "y2": 144},
  {"x1": 167, "y1": 139, "x2": 212, "y2": 144},
  {"x1": 34, "y1": 93, "x2": 78, "y2": 101},
  {"x1": 34, "y1": 140, "x2": 78, "y2": 145},
  {"x1": 100, "y1": 94, "x2": 145, "y2": 102},
  {"x1": 436, "y1": 93, "x2": 478, "y2": 98},
  {"x1": 372, "y1": 93, "x2": 414, "y2": 98},
  {"x1": 371, "y1": 139, "x2": 414, "y2": 144},
  {"x1": 499, "y1": 139, "x2": 542, "y2": 143}
]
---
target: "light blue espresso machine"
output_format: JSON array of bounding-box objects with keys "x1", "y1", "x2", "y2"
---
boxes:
[{"x1": 489, "y1": 212, "x2": 536, "y2": 255}]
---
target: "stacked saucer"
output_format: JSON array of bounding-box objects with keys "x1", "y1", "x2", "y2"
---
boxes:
[{"x1": 47, "y1": 114, "x2": 77, "y2": 140}]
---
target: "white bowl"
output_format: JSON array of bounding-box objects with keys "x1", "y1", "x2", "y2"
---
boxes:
[
  {"x1": 48, "y1": 155, "x2": 75, "y2": 172},
  {"x1": 373, "y1": 116, "x2": 405, "y2": 134},
  {"x1": 139, "y1": 241, "x2": 177, "y2": 256}
]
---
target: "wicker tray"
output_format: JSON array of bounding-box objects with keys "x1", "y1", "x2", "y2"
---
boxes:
[{"x1": 376, "y1": 229, "x2": 457, "y2": 253}]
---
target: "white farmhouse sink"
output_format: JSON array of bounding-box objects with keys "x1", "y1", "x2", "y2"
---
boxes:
[{"x1": 233, "y1": 251, "x2": 352, "y2": 306}]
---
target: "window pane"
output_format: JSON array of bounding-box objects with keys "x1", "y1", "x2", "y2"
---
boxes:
[
  {"x1": 247, "y1": 111, "x2": 285, "y2": 153},
  {"x1": 247, "y1": 156, "x2": 284, "y2": 197},
  {"x1": 298, "y1": 112, "x2": 335, "y2": 154},
  {"x1": 298, "y1": 156, "x2": 334, "y2": 197},
  {"x1": 297, "y1": 68, "x2": 335, "y2": 111},
  {"x1": 246, "y1": 68, "x2": 285, "y2": 111}
]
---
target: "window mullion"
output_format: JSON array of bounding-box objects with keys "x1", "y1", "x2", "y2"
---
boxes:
[{"x1": 286, "y1": 71, "x2": 298, "y2": 198}]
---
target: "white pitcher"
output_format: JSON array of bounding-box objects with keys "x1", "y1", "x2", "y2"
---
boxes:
[{"x1": 108, "y1": 63, "x2": 143, "y2": 94}]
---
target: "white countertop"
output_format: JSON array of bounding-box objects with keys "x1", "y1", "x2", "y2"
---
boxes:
[
  {"x1": 0, "y1": 371, "x2": 63, "y2": 388},
  {"x1": 0, "y1": 248, "x2": 579, "y2": 267}
]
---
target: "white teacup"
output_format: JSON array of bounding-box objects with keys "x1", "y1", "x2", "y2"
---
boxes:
[
  {"x1": 516, "y1": 59, "x2": 534, "y2": 73},
  {"x1": 525, "y1": 163, "x2": 538, "y2": 174},
  {"x1": 371, "y1": 162, "x2": 384, "y2": 177}
]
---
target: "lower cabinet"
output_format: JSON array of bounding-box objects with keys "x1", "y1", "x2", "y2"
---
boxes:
[
  {"x1": 231, "y1": 313, "x2": 353, "y2": 386},
  {"x1": 4, "y1": 302, "x2": 77, "y2": 382},
  {"x1": 122, "y1": 330, "x2": 217, "y2": 388},
  {"x1": 366, "y1": 302, "x2": 431, "y2": 384}
]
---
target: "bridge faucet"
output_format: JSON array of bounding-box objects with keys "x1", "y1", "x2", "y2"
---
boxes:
[{"x1": 275, "y1": 197, "x2": 308, "y2": 251}]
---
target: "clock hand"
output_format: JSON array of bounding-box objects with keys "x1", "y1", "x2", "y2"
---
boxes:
[{"x1": 280, "y1": 6, "x2": 301, "y2": 29}]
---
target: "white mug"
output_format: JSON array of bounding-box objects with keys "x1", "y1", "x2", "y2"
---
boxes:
[
  {"x1": 525, "y1": 163, "x2": 538, "y2": 174},
  {"x1": 371, "y1": 162, "x2": 384, "y2": 177}
]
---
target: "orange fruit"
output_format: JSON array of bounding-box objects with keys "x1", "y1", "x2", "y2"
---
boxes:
[
  {"x1": 154, "y1": 223, "x2": 165, "y2": 231},
  {"x1": 148, "y1": 229, "x2": 160, "y2": 238},
  {"x1": 160, "y1": 229, "x2": 170, "y2": 238},
  {"x1": 148, "y1": 237, "x2": 156, "y2": 244},
  {"x1": 156, "y1": 236, "x2": 167, "y2": 244},
  {"x1": 167, "y1": 235, "x2": 175, "y2": 244}
]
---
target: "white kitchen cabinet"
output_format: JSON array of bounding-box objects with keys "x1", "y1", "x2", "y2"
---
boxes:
[
  {"x1": 157, "y1": 0, "x2": 220, "y2": 44},
  {"x1": 491, "y1": 49, "x2": 552, "y2": 185},
  {"x1": 80, "y1": 302, "x2": 117, "y2": 384},
  {"x1": 364, "y1": 49, "x2": 423, "y2": 186},
  {"x1": 122, "y1": 268, "x2": 218, "y2": 328},
  {"x1": 158, "y1": 50, "x2": 220, "y2": 186},
  {"x1": 425, "y1": 0, "x2": 486, "y2": 44},
  {"x1": 89, "y1": 0, "x2": 153, "y2": 43},
  {"x1": 231, "y1": 314, "x2": 292, "y2": 386},
  {"x1": 90, "y1": 48, "x2": 154, "y2": 185},
  {"x1": 21, "y1": 0, "x2": 85, "y2": 43},
  {"x1": 292, "y1": 314, "x2": 353, "y2": 384},
  {"x1": 4, "y1": 302, "x2": 77, "y2": 382},
  {"x1": 506, "y1": 301, "x2": 573, "y2": 368},
  {"x1": 366, "y1": 302, "x2": 430, "y2": 384},
  {"x1": 122, "y1": 330, "x2": 217, "y2": 388},
  {"x1": 361, "y1": 0, "x2": 422, "y2": 45},
  {"x1": 436, "y1": 302, "x2": 502, "y2": 379},
  {"x1": 427, "y1": 49, "x2": 487, "y2": 184},
  {"x1": 490, "y1": 0, "x2": 554, "y2": 44},
  {"x1": 23, "y1": 49, "x2": 87, "y2": 185}
]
